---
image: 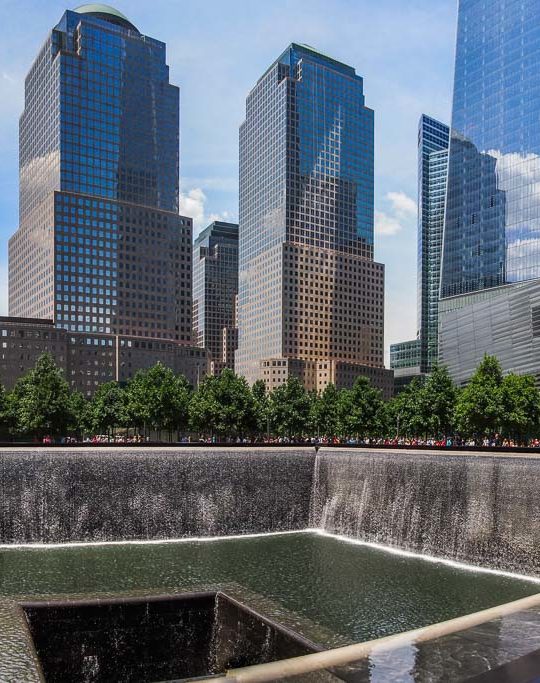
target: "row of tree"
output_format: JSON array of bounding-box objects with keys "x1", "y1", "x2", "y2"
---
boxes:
[{"x1": 0, "y1": 353, "x2": 539, "y2": 442}]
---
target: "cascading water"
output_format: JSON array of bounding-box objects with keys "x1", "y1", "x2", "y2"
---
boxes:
[
  {"x1": 310, "y1": 448, "x2": 540, "y2": 576},
  {"x1": 2, "y1": 446, "x2": 539, "y2": 576},
  {"x1": 0, "y1": 448, "x2": 316, "y2": 544}
]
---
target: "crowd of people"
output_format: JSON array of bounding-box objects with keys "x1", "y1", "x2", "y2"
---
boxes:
[{"x1": 41, "y1": 434, "x2": 540, "y2": 448}]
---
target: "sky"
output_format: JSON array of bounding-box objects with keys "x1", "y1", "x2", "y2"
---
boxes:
[{"x1": 0, "y1": 0, "x2": 457, "y2": 363}]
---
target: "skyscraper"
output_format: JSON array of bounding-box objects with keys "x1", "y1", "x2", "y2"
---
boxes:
[
  {"x1": 439, "y1": 0, "x2": 540, "y2": 384},
  {"x1": 418, "y1": 116, "x2": 449, "y2": 373},
  {"x1": 193, "y1": 221, "x2": 239, "y2": 373},
  {"x1": 236, "y1": 44, "x2": 391, "y2": 397},
  {"x1": 9, "y1": 4, "x2": 192, "y2": 342},
  {"x1": 390, "y1": 115, "x2": 449, "y2": 389}
]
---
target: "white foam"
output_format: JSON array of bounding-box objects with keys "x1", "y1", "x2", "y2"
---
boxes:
[{"x1": 0, "y1": 529, "x2": 308, "y2": 551}]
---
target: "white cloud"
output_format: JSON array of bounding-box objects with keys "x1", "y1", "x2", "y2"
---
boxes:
[
  {"x1": 387, "y1": 191, "x2": 417, "y2": 217},
  {"x1": 375, "y1": 211, "x2": 403, "y2": 236},
  {"x1": 182, "y1": 176, "x2": 238, "y2": 192},
  {"x1": 179, "y1": 188, "x2": 206, "y2": 232},
  {"x1": 375, "y1": 191, "x2": 416, "y2": 237},
  {"x1": 179, "y1": 187, "x2": 235, "y2": 237}
]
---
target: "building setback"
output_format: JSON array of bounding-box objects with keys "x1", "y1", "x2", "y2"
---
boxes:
[
  {"x1": 5, "y1": 5, "x2": 204, "y2": 392},
  {"x1": 439, "y1": 0, "x2": 540, "y2": 384},
  {"x1": 391, "y1": 115, "x2": 449, "y2": 389},
  {"x1": 192, "y1": 221, "x2": 239, "y2": 373},
  {"x1": 235, "y1": 43, "x2": 392, "y2": 398}
]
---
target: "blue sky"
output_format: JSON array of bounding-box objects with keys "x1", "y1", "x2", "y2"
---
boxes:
[{"x1": 0, "y1": 0, "x2": 457, "y2": 362}]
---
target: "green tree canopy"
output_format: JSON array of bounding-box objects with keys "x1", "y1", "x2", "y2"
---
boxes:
[
  {"x1": 336, "y1": 377, "x2": 384, "y2": 438},
  {"x1": 11, "y1": 353, "x2": 74, "y2": 437},
  {"x1": 126, "y1": 363, "x2": 191, "y2": 436},
  {"x1": 311, "y1": 383, "x2": 340, "y2": 438},
  {"x1": 268, "y1": 377, "x2": 313, "y2": 438},
  {"x1": 0, "y1": 383, "x2": 12, "y2": 437},
  {"x1": 68, "y1": 391, "x2": 90, "y2": 436},
  {"x1": 422, "y1": 365, "x2": 458, "y2": 436},
  {"x1": 455, "y1": 355, "x2": 504, "y2": 439},
  {"x1": 189, "y1": 368, "x2": 255, "y2": 438},
  {"x1": 251, "y1": 379, "x2": 270, "y2": 435},
  {"x1": 89, "y1": 382, "x2": 127, "y2": 435},
  {"x1": 385, "y1": 377, "x2": 428, "y2": 437},
  {"x1": 500, "y1": 373, "x2": 540, "y2": 440}
]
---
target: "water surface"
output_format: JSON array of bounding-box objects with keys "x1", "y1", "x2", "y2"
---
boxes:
[{"x1": 0, "y1": 532, "x2": 537, "y2": 646}]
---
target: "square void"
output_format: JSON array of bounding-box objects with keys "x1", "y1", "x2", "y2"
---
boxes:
[{"x1": 23, "y1": 592, "x2": 320, "y2": 682}]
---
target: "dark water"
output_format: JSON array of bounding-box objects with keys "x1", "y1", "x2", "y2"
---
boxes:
[{"x1": 0, "y1": 532, "x2": 537, "y2": 646}]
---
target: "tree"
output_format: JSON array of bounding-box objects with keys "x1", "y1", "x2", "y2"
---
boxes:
[
  {"x1": 336, "y1": 377, "x2": 384, "y2": 439},
  {"x1": 189, "y1": 369, "x2": 255, "y2": 438},
  {"x1": 11, "y1": 353, "x2": 74, "y2": 438},
  {"x1": 311, "y1": 383, "x2": 340, "y2": 438},
  {"x1": 89, "y1": 382, "x2": 127, "y2": 436},
  {"x1": 268, "y1": 377, "x2": 313, "y2": 439},
  {"x1": 252, "y1": 379, "x2": 270, "y2": 436},
  {"x1": 68, "y1": 391, "x2": 90, "y2": 437},
  {"x1": 455, "y1": 355, "x2": 503, "y2": 440},
  {"x1": 126, "y1": 363, "x2": 191, "y2": 439},
  {"x1": 385, "y1": 377, "x2": 428, "y2": 438},
  {"x1": 0, "y1": 383, "x2": 11, "y2": 438},
  {"x1": 422, "y1": 365, "x2": 457, "y2": 437},
  {"x1": 500, "y1": 373, "x2": 540, "y2": 441}
]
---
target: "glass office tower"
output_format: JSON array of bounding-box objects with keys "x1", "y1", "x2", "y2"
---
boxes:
[
  {"x1": 236, "y1": 44, "x2": 391, "y2": 396},
  {"x1": 9, "y1": 5, "x2": 192, "y2": 341},
  {"x1": 192, "y1": 221, "x2": 239, "y2": 371},
  {"x1": 418, "y1": 115, "x2": 449, "y2": 371},
  {"x1": 439, "y1": 0, "x2": 540, "y2": 383},
  {"x1": 390, "y1": 115, "x2": 449, "y2": 389}
]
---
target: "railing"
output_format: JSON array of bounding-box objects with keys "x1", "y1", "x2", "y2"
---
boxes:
[{"x1": 206, "y1": 592, "x2": 540, "y2": 682}]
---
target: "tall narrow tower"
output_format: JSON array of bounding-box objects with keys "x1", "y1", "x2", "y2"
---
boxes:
[
  {"x1": 9, "y1": 4, "x2": 192, "y2": 342},
  {"x1": 417, "y1": 115, "x2": 449, "y2": 372},
  {"x1": 236, "y1": 44, "x2": 390, "y2": 396}
]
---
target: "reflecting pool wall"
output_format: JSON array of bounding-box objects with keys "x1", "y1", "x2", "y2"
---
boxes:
[{"x1": 1, "y1": 447, "x2": 539, "y2": 577}]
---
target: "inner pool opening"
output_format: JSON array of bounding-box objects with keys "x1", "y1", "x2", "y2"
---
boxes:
[{"x1": 23, "y1": 592, "x2": 320, "y2": 682}]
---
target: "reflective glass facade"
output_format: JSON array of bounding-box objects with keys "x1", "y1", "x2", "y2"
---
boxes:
[
  {"x1": 9, "y1": 7, "x2": 191, "y2": 341},
  {"x1": 236, "y1": 44, "x2": 384, "y2": 387},
  {"x1": 390, "y1": 115, "x2": 449, "y2": 383},
  {"x1": 441, "y1": 0, "x2": 540, "y2": 298},
  {"x1": 192, "y1": 221, "x2": 239, "y2": 365},
  {"x1": 418, "y1": 115, "x2": 449, "y2": 371},
  {"x1": 389, "y1": 339, "x2": 421, "y2": 371}
]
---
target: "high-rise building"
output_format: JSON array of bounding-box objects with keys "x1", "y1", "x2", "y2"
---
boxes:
[
  {"x1": 417, "y1": 115, "x2": 449, "y2": 372},
  {"x1": 235, "y1": 43, "x2": 392, "y2": 397},
  {"x1": 439, "y1": 0, "x2": 540, "y2": 384},
  {"x1": 391, "y1": 115, "x2": 449, "y2": 389},
  {"x1": 9, "y1": 4, "x2": 192, "y2": 342},
  {"x1": 4, "y1": 5, "x2": 208, "y2": 395},
  {"x1": 192, "y1": 221, "x2": 239, "y2": 373}
]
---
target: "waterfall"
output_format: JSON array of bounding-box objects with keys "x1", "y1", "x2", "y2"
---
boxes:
[
  {"x1": 1, "y1": 446, "x2": 539, "y2": 576},
  {"x1": 310, "y1": 448, "x2": 540, "y2": 576},
  {"x1": 0, "y1": 448, "x2": 316, "y2": 545}
]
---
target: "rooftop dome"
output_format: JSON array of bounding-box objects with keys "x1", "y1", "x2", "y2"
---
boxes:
[{"x1": 74, "y1": 4, "x2": 138, "y2": 31}]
